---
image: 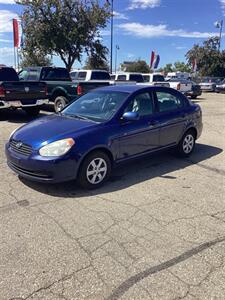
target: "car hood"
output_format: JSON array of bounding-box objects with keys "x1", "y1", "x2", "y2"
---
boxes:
[{"x1": 12, "y1": 114, "x2": 99, "y2": 149}]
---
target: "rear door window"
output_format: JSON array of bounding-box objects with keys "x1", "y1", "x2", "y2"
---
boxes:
[
  {"x1": 117, "y1": 75, "x2": 126, "y2": 81},
  {"x1": 77, "y1": 72, "x2": 87, "y2": 80},
  {"x1": 91, "y1": 72, "x2": 110, "y2": 80},
  {"x1": 153, "y1": 75, "x2": 165, "y2": 82},
  {"x1": 41, "y1": 68, "x2": 70, "y2": 81},
  {"x1": 156, "y1": 92, "x2": 184, "y2": 112},
  {"x1": 129, "y1": 74, "x2": 144, "y2": 83}
]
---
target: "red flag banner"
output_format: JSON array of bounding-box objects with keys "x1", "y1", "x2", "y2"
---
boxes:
[
  {"x1": 150, "y1": 51, "x2": 155, "y2": 69},
  {"x1": 13, "y1": 19, "x2": 19, "y2": 48}
]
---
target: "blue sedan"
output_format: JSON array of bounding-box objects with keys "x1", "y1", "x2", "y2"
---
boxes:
[{"x1": 5, "y1": 85, "x2": 203, "y2": 189}]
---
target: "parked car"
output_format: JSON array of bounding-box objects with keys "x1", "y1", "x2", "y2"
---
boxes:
[
  {"x1": 167, "y1": 78, "x2": 192, "y2": 94},
  {"x1": 18, "y1": 67, "x2": 109, "y2": 112},
  {"x1": 141, "y1": 73, "x2": 170, "y2": 87},
  {"x1": 186, "y1": 81, "x2": 202, "y2": 99},
  {"x1": 70, "y1": 69, "x2": 110, "y2": 81},
  {"x1": 199, "y1": 78, "x2": 221, "y2": 92},
  {"x1": 6, "y1": 85, "x2": 202, "y2": 189},
  {"x1": 215, "y1": 79, "x2": 225, "y2": 93},
  {"x1": 114, "y1": 73, "x2": 144, "y2": 83},
  {"x1": 0, "y1": 67, "x2": 48, "y2": 116},
  {"x1": 165, "y1": 72, "x2": 191, "y2": 81}
]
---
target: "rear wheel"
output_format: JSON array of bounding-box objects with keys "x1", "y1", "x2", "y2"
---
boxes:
[
  {"x1": 23, "y1": 106, "x2": 40, "y2": 117},
  {"x1": 77, "y1": 151, "x2": 112, "y2": 189},
  {"x1": 191, "y1": 95, "x2": 197, "y2": 99},
  {"x1": 54, "y1": 96, "x2": 67, "y2": 113},
  {"x1": 176, "y1": 130, "x2": 196, "y2": 157}
]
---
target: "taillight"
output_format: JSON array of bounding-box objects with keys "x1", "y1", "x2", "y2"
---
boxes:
[
  {"x1": 0, "y1": 86, "x2": 5, "y2": 97},
  {"x1": 77, "y1": 85, "x2": 82, "y2": 96},
  {"x1": 177, "y1": 83, "x2": 181, "y2": 90}
]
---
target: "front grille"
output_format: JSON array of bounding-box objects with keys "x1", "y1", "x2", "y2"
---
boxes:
[{"x1": 10, "y1": 139, "x2": 32, "y2": 156}]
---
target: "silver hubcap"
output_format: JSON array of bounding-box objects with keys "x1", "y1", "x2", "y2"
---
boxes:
[
  {"x1": 56, "y1": 101, "x2": 64, "y2": 112},
  {"x1": 86, "y1": 158, "x2": 107, "y2": 185},
  {"x1": 183, "y1": 134, "x2": 194, "y2": 154}
]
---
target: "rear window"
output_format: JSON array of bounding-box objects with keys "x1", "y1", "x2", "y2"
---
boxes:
[
  {"x1": 153, "y1": 75, "x2": 165, "y2": 82},
  {"x1": 0, "y1": 68, "x2": 18, "y2": 81},
  {"x1": 41, "y1": 68, "x2": 71, "y2": 81},
  {"x1": 91, "y1": 72, "x2": 110, "y2": 80},
  {"x1": 143, "y1": 75, "x2": 150, "y2": 82},
  {"x1": 117, "y1": 75, "x2": 126, "y2": 81},
  {"x1": 77, "y1": 72, "x2": 87, "y2": 80},
  {"x1": 129, "y1": 74, "x2": 144, "y2": 83}
]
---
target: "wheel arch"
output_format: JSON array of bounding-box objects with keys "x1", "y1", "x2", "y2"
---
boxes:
[{"x1": 76, "y1": 146, "x2": 114, "y2": 177}]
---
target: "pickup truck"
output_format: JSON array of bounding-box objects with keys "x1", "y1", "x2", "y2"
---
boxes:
[
  {"x1": 70, "y1": 69, "x2": 110, "y2": 81},
  {"x1": 18, "y1": 67, "x2": 110, "y2": 112},
  {"x1": 167, "y1": 79, "x2": 192, "y2": 94},
  {"x1": 0, "y1": 67, "x2": 48, "y2": 116},
  {"x1": 141, "y1": 73, "x2": 170, "y2": 87}
]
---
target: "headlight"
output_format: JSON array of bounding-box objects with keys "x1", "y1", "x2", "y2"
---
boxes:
[{"x1": 39, "y1": 138, "x2": 75, "y2": 157}]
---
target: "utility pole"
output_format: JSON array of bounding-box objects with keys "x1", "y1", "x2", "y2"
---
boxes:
[
  {"x1": 110, "y1": 0, "x2": 114, "y2": 74},
  {"x1": 219, "y1": 20, "x2": 223, "y2": 51},
  {"x1": 115, "y1": 44, "x2": 119, "y2": 73}
]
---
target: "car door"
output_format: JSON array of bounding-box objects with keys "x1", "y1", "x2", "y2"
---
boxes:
[
  {"x1": 117, "y1": 91, "x2": 160, "y2": 159},
  {"x1": 154, "y1": 89, "x2": 187, "y2": 147}
]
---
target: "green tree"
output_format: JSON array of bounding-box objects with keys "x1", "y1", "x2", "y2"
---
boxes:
[
  {"x1": 123, "y1": 60, "x2": 150, "y2": 73},
  {"x1": 163, "y1": 63, "x2": 174, "y2": 74},
  {"x1": 174, "y1": 61, "x2": 191, "y2": 73},
  {"x1": 84, "y1": 41, "x2": 109, "y2": 70},
  {"x1": 20, "y1": 49, "x2": 52, "y2": 68},
  {"x1": 17, "y1": 0, "x2": 110, "y2": 71},
  {"x1": 186, "y1": 37, "x2": 225, "y2": 77}
]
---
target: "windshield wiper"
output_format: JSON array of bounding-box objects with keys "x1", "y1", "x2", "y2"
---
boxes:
[{"x1": 63, "y1": 113, "x2": 92, "y2": 121}]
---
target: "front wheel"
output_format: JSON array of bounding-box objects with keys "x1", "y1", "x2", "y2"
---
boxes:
[
  {"x1": 77, "y1": 151, "x2": 112, "y2": 189},
  {"x1": 176, "y1": 130, "x2": 196, "y2": 157}
]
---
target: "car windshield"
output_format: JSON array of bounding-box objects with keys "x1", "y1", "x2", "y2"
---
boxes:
[{"x1": 62, "y1": 91, "x2": 129, "y2": 122}]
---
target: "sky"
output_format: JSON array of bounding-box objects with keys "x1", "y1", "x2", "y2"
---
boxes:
[{"x1": 0, "y1": 0, "x2": 224, "y2": 70}]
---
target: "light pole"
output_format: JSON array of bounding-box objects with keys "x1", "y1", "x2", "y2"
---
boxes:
[
  {"x1": 110, "y1": 0, "x2": 114, "y2": 74},
  {"x1": 115, "y1": 44, "x2": 119, "y2": 73},
  {"x1": 214, "y1": 20, "x2": 223, "y2": 51}
]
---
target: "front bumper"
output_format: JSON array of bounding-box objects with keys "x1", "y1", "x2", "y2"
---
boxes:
[
  {"x1": 215, "y1": 87, "x2": 225, "y2": 93},
  {"x1": 0, "y1": 99, "x2": 49, "y2": 110},
  {"x1": 200, "y1": 86, "x2": 215, "y2": 92},
  {"x1": 5, "y1": 143, "x2": 78, "y2": 183}
]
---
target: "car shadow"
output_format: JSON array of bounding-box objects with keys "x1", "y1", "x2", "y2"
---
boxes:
[
  {"x1": 0, "y1": 109, "x2": 50, "y2": 124},
  {"x1": 19, "y1": 143, "x2": 223, "y2": 198}
]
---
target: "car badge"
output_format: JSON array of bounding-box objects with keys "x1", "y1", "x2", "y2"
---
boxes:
[
  {"x1": 25, "y1": 87, "x2": 30, "y2": 93},
  {"x1": 16, "y1": 142, "x2": 23, "y2": 149}
]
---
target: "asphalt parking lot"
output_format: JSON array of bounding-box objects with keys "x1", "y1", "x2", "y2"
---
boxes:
[{"x1": 0, "y1": 93, "x2": 225, "y2": 300}]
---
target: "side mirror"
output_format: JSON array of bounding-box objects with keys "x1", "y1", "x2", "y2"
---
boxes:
[{"x1": 122, "y1": 112, "x2": 140, "y2": 121}]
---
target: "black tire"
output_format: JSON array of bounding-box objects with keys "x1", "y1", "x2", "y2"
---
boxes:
[
  {"x1": 77, "y1": 151, "x2": 112, "y2": 189},
  {"x1": 54, "y1": 96, "x2": 67, "y2": 113},
  {"x1": 23, "y1": 106, "x2": 40, "y2": 117},
  {"x1": 176, "y1": 130, "x2": 196, "y2": 157},
  {"x1": 191, "y1": 95, "x2": 197, "y2": 99}
]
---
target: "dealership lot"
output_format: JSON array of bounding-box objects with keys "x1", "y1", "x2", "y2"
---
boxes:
[{"x1": 0, "y1": 93, "x2": 225, "y2": 300}]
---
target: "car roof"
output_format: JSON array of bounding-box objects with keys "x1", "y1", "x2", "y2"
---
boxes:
[{"x1": 94, "y1": 84, "x2": 173, "y2": 93}]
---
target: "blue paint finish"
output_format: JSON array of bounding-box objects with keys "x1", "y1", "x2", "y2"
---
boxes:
[{"x1": 5, "y1": 86, "x2": 203, "y2": 183}]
